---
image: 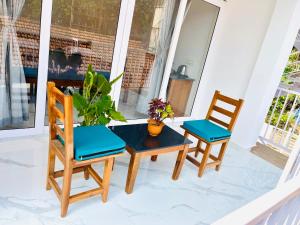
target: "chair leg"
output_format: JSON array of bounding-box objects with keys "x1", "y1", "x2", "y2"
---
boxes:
[
  {"x1": 84, "y1": 166, "x2": 90, "y2": 180},
  {"x1": 101, "y1": 158, "x2": 114, "y2": 203},
  {"x1": 215, "y1": 141, "x2": 229, "y2": 171},
  {"x1": 198, "y1": 143, "x2": 212, "y2": 177},
  {"x1": 61, "y1": 162, "x2": 73, "y2": 217},
  {"x1": 184, "y1": 130, "x2": 188, "y2": 138},
  {"x1": 151, "y1": 155, "x2": 158, "y2": 161},
  {"x1": 112, "y1": 158, "x2": 115, "y2": 171},
  {"x1": 46, "y1": 145, "x2": 56, "y2": 190},
  {"x1": 195, "y1": 140, "x2": 201, "y2": 158}
]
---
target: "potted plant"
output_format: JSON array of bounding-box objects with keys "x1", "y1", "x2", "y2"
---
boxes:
[
  {"x1": 72, "y1": 65, "x2": 126, "y2": 126},
  {"x1": 147, "y1": 98, "x2": 174, "y2": 136}
]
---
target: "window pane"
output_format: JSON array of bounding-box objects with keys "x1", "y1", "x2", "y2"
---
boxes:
[
  {"x1": 0, "y1": 0, "x2": 42, "y2": 130},
  {"x1": 45, "y1": 0, "x2": 121, "y2": 124},
  {"x1": 166, "y1": 0, "x2": 219, "y2": 116},
  {"x1": 118, "y1": 0, "x2": 180, "y2": 120}
]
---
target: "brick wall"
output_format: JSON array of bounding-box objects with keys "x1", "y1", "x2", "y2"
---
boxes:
[{"x1": 13, "y1": 18, "x2": 155, "y2": 89}]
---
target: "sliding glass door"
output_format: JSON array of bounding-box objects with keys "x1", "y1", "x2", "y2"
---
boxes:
[
  {"x1": 161, "y1": 0, "x2": 219, "y2": 117},
  {"x1": 44, "y1": 0, "x2": 122, "y2": 124},
  {"x1": 0, "y1": 0, "x2": 221, "y2": 137},
  {"x1": 117, "y1": 0, "x2": 180, "y2": 120},
  {"x1": 0, "y1": 0, "x2": 42, "y2": 130}
]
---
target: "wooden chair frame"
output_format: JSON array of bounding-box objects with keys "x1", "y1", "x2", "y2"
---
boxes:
[
  {"x1": 46, "y1": 82, "x2": 123, "y2": 217},
  {"x1": 181, "y1": 90, "x2": 244, "y2": 177}
]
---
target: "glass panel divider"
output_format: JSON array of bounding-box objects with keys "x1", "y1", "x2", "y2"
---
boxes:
[
  {"x1": 35, "y1": 0, "x2": 53, "y2": 132},
  {"x1": 116, "y1": 0, "x2": 183, "y2": 120},
  {"x1": 110, "y1": 0, "x2": 136, "y2": 107},
  {"x1": 159, "y1": 0, "x2": 188, "y2": 100}
]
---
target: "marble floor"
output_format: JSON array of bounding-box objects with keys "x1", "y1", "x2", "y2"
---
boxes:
[{"x1": 0, "y1": 134, "x2": 282, "y2": 225}]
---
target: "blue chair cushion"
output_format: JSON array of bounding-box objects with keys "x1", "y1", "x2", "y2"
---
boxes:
[
  {"x1": 58, "y1": 125, "x2": 126, "y2": 161},
  {"x1": 183, "y1": 119, "x2": 231, "y2": 142}
]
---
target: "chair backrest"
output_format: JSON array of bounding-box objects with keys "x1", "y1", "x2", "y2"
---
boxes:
[
  {"x1": 47, "y1": 82, "x2": 74, "y2": 159},
  {"x1": 205, "y1": 90, "x2": 244, "y2": 132}
]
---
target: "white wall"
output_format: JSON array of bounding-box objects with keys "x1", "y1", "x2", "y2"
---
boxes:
[
  {"x1": 172, "y1": 0, "x2": 219, "y2": 115},
  {"x1": 190, "y1": 0, "x2": 281, "y2": 148},
  {"x1": 232, "y1": 0, "x2": 300, "y2": 149}
]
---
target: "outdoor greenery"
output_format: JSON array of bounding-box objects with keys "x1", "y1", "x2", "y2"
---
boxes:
[
  {"x1": 266, "y1": 94, "x2": 298, "y2": 129},
  {"x1": 72, "y1": 65, "x2": 126, "y2": 126},
  {"x1": 280, "y1": 49, "x2": 300, "y2": 85},
  {"x1": 266, "y1": 49, "x2": 300, "y2": 129}
]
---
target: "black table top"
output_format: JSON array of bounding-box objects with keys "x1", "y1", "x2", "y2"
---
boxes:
[{"x1": 109, "y1": 123, "x2": 192, "y2": 152}]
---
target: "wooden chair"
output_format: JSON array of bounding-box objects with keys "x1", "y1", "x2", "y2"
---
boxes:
[
  {"x1": 46, "y1": 82, "x2": 125, "y2": 217},
  {"x1": 181, "y1": 90, "x2": 244, "y2": 177}
]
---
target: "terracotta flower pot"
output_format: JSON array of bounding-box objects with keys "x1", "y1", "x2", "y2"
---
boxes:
[{"x1": 147, "y1": 119, "x2": 165, "y2": 137}]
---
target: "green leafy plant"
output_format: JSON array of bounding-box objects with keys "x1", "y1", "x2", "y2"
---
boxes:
[{"x1": 72, "y1": 65, "x2": 126, "y2": 126}]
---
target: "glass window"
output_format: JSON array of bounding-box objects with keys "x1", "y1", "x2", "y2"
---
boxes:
[
  {"x1": 166, "y1": 0, "x2": 219, "y2": 116},
  {"x1": 45, "y1": 0, "x2": 121, "y2": 124},
  {"x1": 0, "y1": 0, "x2": 42, "y2": 130},
  {"x1": 117, "y1": 0, "x2": 180, "y2": 120}
]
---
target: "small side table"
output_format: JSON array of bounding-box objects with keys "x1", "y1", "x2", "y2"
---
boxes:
[{"x1": 110, "y1": 124, "x2": 192, "y2": 194}]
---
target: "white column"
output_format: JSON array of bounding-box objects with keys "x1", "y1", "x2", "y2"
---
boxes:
[{"x1": 231, "y1": 0, "x2": 300, "y2": 149}]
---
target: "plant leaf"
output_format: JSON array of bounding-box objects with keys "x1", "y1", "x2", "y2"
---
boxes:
[
  {"x1": 97, "y1": 115, "x2": 111, "y2": 125},
  {"x1": 73, "y1": 93, "x2": 88, "y2": 112},
  {"x1": 96, "y1": 95, "x2": 113, "y2": 113},
  {"x1": 94, "y1": 74, "x2": 111, "y2": 96},
  {"x1": 83, "y1": 70, "x2": 94, "y2": 99},
  {"x1": 109, "y1": 72, "x2": 124, "y2": 85},
  {"x1": 109, "y1": 110, "x2": 127, "y2": 122}
]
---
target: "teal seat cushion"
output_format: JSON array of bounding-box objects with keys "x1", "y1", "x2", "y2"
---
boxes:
[
  {"x1": 183, "y1": 119, "x2": 231, "y2": 142},
  {"x1": 58, "y1": 125, "x2": 126, "y2": 161}
]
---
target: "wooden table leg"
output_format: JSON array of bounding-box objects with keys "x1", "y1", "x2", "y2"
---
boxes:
[
  {"x1": 151, "y1": 155, "x2": 158, "y2": 161},
  {"x1": 125, "y1": 153, "x2": 141, "y2": 194},
  {"x1": 172, "y1": 144, "x2": 189, "y2": 180}
]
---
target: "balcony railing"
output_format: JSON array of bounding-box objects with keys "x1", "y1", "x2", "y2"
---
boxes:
[
  {"x1": 259, "y1": 87, "x2": 300, "y2": 154},
  {"x1": 297, "y1": 30, "x2": 300, "y2": 41}
]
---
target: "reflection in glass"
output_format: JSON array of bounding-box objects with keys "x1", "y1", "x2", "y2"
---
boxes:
[
  {"x1": 44, "y1": 0, "x2": 122, "y2": 124},
  {"x1": 143, "y1": 135, "x2": 161, "y2": 148},
  {"x1": 166, "y1": 0, "x2": 219, "y2": 116},
  {"x1": 118, "y1": 0, "x2": 180, "y2": 120},
  {"x1": 0, "y1": 0, "x2": 41, "y2": 130}
]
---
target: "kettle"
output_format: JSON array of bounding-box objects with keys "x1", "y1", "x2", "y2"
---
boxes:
[{"x1": 176, "y1": 65, "x2": 187, "y2": 76}]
